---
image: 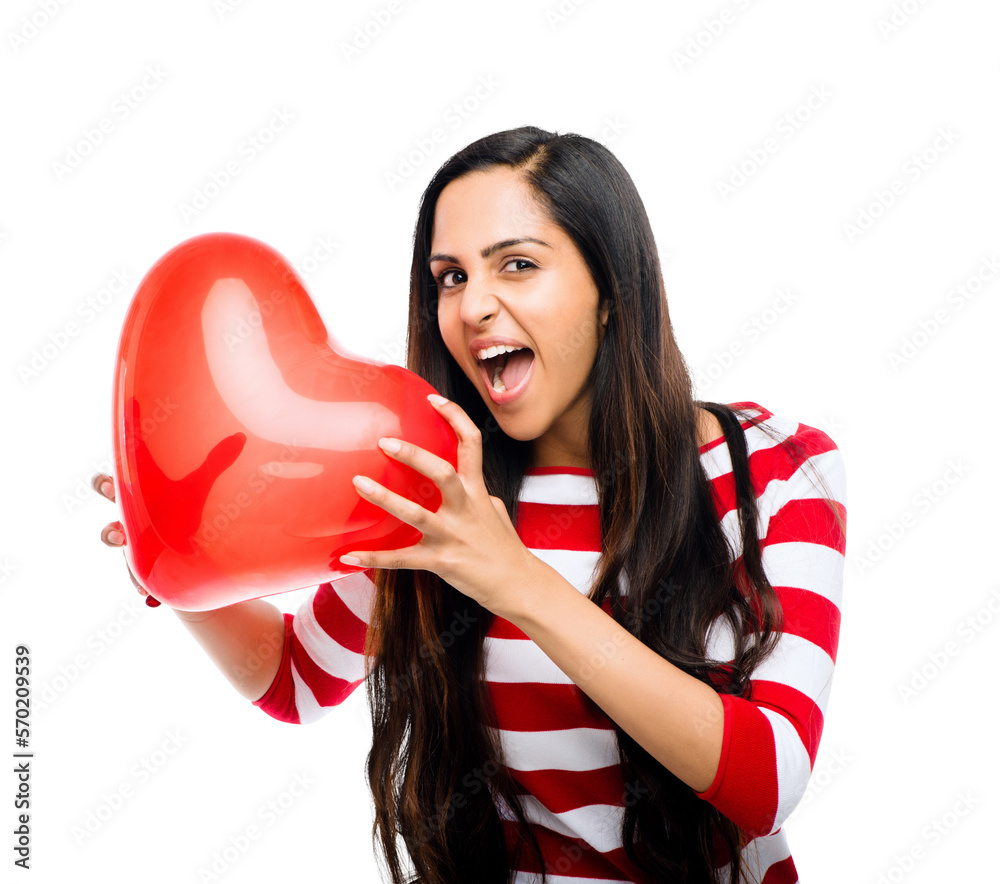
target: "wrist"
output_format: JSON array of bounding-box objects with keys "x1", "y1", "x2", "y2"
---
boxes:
[{"x1": 491, "y1": 550, "x2": 562, "y2": 625}]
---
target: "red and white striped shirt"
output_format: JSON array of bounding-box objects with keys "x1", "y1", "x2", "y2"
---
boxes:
[{"x1": 254, "y1": 401, "x2": 847, "y2": 883}]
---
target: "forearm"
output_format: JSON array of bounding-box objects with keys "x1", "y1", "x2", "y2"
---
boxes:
[
  {"x1": 173, "y1": 599, "x2": 286, "y2": 702},
  {"x1": 499, "y1": 557, "x2": 724, "y2": 793}
]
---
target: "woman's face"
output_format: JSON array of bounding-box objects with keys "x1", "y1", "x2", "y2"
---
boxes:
[{"x1": 430, "y1": 166, "x2": 608, "y2": 469}]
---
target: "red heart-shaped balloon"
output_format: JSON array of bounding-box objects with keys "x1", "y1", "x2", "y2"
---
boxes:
[{"x1": 112, "y1": 232, "x2": 457, "y2": 611}]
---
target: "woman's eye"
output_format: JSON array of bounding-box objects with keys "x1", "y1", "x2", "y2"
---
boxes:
[
  {"x1": 435, "y1": 269, "x2": 466, "y2": 289},
  {"x1": 503, "y1": 258, "x2": 536, "y2": 273}
]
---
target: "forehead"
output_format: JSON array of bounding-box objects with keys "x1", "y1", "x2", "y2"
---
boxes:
[{"x1": 430, "y1": 168, "x2": 550, "y2": 248}]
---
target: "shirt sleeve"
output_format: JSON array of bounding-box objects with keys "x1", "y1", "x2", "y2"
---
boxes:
[
  {"x1": 694, "y1": 423, "x2": 847, "y2": 838},
  {"x1": 253, "y1": 568, "x2": 376, "y2": 724}
]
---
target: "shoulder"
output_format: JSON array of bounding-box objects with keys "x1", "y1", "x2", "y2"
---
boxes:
[
  {"x1": 701, "y1": 401, "x2": 845, "y2": 499},
  {"x1": 723, "y1": 400, "x2": 840, "y2": 460}
]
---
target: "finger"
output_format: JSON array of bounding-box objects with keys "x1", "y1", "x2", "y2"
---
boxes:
[
  {"x1": 426, "y1": 393, "x2": 483, "y2": 484},
  {"x1": 351, "y1": 475, "x2": 431, "y2": 532},
  {"x1": 91, "y1": 472, "x2": 116, "y2": 502},
  {"x1": 101, "y1": 521, "x2": 126, "y2": 547},
  {"x1": 377, "y1": 436, "x2": 462, "y2": 506},
  {"x1": 339, "y1": 544, "x2": 426, "y2": 572}
]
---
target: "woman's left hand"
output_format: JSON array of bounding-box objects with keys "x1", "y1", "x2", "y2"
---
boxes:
[{"x1": 339, "y1": 394, "x2": 539, "y2": 617}]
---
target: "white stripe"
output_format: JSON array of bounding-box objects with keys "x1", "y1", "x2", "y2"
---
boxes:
[
  {"x1": 761, "y1": 707, "x2": 812, "y2": 832},
  {"x1": 753, "y1": 632, "x2": 834, "y2": 711},
  {"x1": 520, "y1": 472, "x2": 598, "y2": 505},
  {"x1": 289, "y1": 662, "x2": 325, "y2": 724},
  {"x1": 493, "y1": 726, "x2": 619, "y2": 773},
  {"x1": 699, "y1": 414, "x2": 789, "y2": 481},
  {"x1": 717, "y1": 828, "x2": 793, "y2": 882},
  {"x1": 762, "y1": 541, "x2": 845, "y2": 608},
  {"x1": 770, "y1": 448, "x2": 846, "y2": 505},
  {"x1": 526, "y1": 548, "x2": 601, "y2": 595},
  {"x1": 326, "y1": 569, "x2": 376, "y2": 625},
  {"x1": 484, "y1": 637, "x2": 574, "y2": 684},
  {"x1": 518, "y1": 795, "x2": 624, "y2": 854},
  {"x1": 704, "y1": 614, "x2": 738, "y2": 663},
  {"x1": 293, "y1": 593, "x2": 367, "y2": 683},
  {"x1": 716, "y1": 504, "x2": 769, "y2": 561}
]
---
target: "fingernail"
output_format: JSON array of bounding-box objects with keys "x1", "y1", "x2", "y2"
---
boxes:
[
  {"x1": 108, "y1": 529, "x2": 124, "y2": 544},
  {"x1": 427, "y1": 393, "x2": 448, "y2": 406},
  {"x1": 378, "y1": 438, "x2": 401, "y2": 454},
  {"x1": 353, "y1": 475, "x2": 376, "y2": 494},
  {"x1": 340, "y1": 555, "x2": 362, "y2": 566},
  {"x1": 100, "y1": 480, "x2": 113, "y2": 497},
  {"x1": 145, "y1": 596, "x2": 161, "y2": 608}
]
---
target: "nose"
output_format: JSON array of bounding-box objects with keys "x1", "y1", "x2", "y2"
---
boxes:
[{"x1": 458, "y1": 275, "x2": 501, "y2": 327}]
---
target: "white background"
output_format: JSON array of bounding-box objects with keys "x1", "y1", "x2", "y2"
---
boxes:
[{"x1": 3, "y1": 0, "x2": 998, "y2": 881}]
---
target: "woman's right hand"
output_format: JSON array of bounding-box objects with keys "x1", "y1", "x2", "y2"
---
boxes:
[{"x1": 92, "y1": 472, "x2": 161, "y2": 607}]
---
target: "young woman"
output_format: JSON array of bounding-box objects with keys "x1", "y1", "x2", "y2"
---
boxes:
[{"x1": 96, "y1": 126, "x2": 847, "y2": 883}]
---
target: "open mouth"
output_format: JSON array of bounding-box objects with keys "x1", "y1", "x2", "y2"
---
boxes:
[{"x1": 476, "y1": 346, "x2": 535, "y2": 400}]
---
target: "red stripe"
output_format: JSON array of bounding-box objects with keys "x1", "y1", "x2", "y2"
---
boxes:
[
  {"x1": 766, "y1": 496, "x2": 847, "y2": 554},
  {"x1": 282, "y1": 588, "x2": 368, "y2": 708},
  {"x1": 774, "y1": 585, "x2": 841, "y2": 662},
  {"x1": 287, "y1": 630, "x2": 364, "y2": 708},
  {"x1": 311, "y1": 582, "x2": 368, "y2": 654},
  {"x1": 509, "y1": 765, "x2": 625, "y2": 814},
  {"x1": 502, "y1": 819, "x2": 654, "y2": 882},
  {"x1": 750, "y1": 680, "x2": 825, "y2": 766},
  {"x1": 762, "y1": 854, "x2": 798, "y2": 883},
  {"x1": 516, "y1": 501, "x2": 602, "y2": 551},
  {"x1": 252, "y1": 614, "x2": 300, "y2": 724},
  {"x1": 489, "y1": 616, "x2": 530, "y2": 641},
  {"x1": 488, "y1": 681, "x2": 613, "y2": 732},
  {"x1": 524, "y1": 465, "x2": 595, "y2": 477},
  {"x1": 701, "y1": 694, "x2": 779, "y2": 838}
]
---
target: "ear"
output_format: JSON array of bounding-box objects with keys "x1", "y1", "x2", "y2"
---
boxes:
[{"x1": 599, "y1": 302, "x2": 609, "y2": 327}]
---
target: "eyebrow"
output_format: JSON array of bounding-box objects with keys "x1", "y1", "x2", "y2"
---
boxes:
[{"x1": 428, "y1": 237, "x2": 552, "y2": 266}]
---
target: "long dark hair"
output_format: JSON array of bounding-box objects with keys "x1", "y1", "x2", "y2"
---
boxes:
[{"x1": 365, "y1": 126, "x2": 843, "y2": 883}]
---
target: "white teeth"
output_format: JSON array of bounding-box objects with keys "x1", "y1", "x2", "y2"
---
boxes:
[
  {"x1": 477, "y1": 344, "x2": 522, "y2": 361},
  {"x1": 492, "y1": 361, "x2": 506, "y2": 392}
]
